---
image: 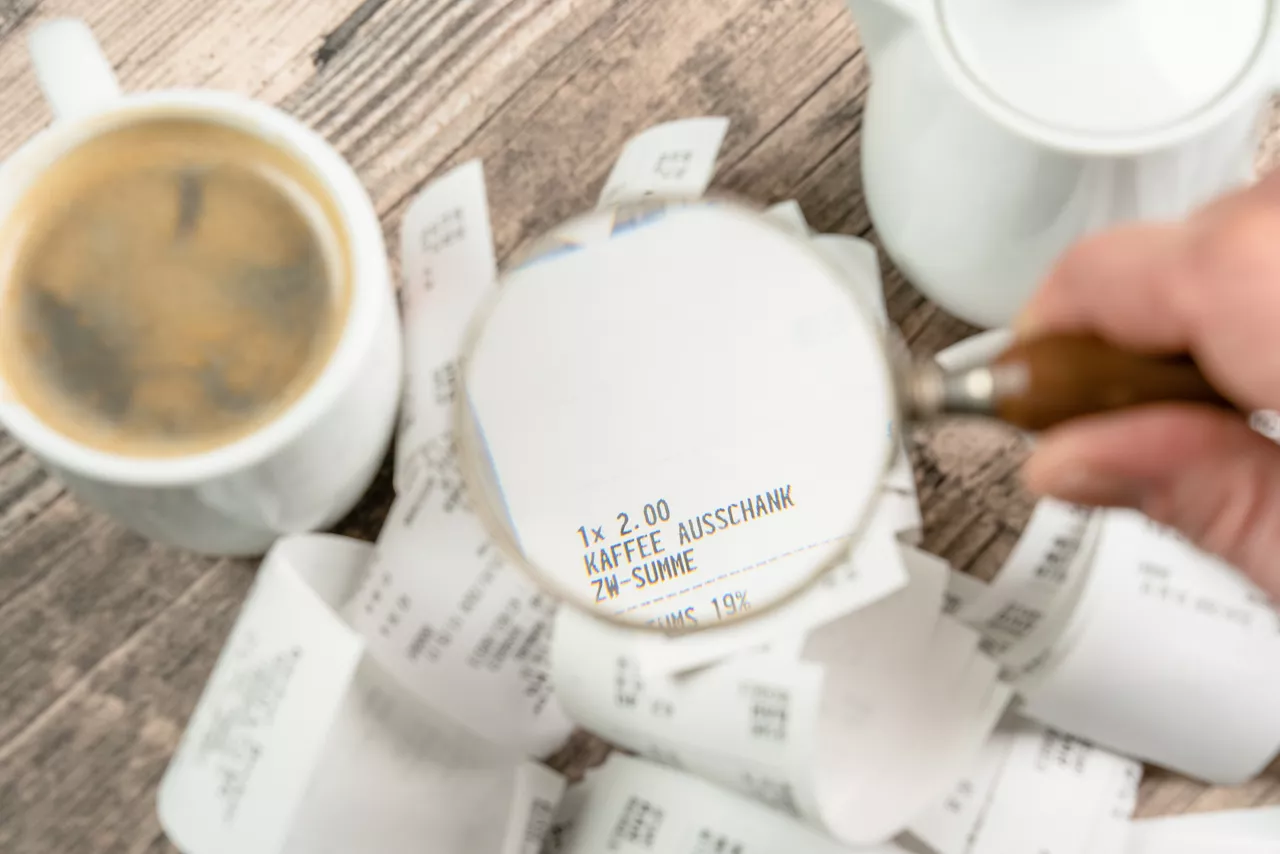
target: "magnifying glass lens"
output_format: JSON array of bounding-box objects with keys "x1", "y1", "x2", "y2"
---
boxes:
[{"x1": 458, "y1": 200, "x2": 896, "y2": 631}]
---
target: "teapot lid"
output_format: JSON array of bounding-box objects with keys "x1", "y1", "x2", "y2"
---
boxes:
[{"x1": 939, "y1": 0, "x2": 1270, "y2": 144}]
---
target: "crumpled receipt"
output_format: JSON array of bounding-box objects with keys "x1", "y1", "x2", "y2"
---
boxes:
[
  {"x1": 550, "y1": 544, "x2": 1010, "y2": 846},
  {"x1": 156, "y1": 118, "x2": 1280, "y2": 854}
]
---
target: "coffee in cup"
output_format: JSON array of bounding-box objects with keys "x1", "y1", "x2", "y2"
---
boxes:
[
  {"x1": 0, "y1": 116, "x2": 350, "y2": 457},
  {"x1": 0, "y1": 18, "x2": 402, "y2": 555}
]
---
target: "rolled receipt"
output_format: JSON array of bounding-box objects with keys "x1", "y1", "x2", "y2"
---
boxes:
[
  {"x1": 394, "y1": 159, "x2": 496, "y2": 496},
  {"x1": 1019, "y1": 509, "x2": 1280, "y2": 784},
  {"x1": 954, "y1": 500, "x2": 1280, "y2": 782},
  {"x1": 937, "y1": 334, "x2": 1280, "y2": 784},
  {"x1": 951, "y1": 497, "x2": 1098, "y2": 683},
  {"x1": 550, "y1": 543, "x2": 1008, "y2": 845},
  {"x1": 345, "y1": 158, "x2": 574, "y2": 755},
  {"x1": 344, "y1": 466, "x2": 573, "y2": 755},
  {"x1": 908, "y1": 714, "x2": 1140, "y2": 854},
  {"x1": 545, "y1": 753, "x2": 908, "y2": 854},
  {"x1": 157, "y1": 535, "x2": 564, "y2": 854}
]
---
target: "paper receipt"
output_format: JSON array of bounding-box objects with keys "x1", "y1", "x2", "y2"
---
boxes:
[
  {"x1": 550, "y1": 541, "x2": 1007, "y2": 846},
  {"x1": 1019, "y1": 509, "x2": 1280, "y2": 783},
  {"x1": 908, "y1": 714, "x2": 1140, "y2": 854},
  {"x1": 545, "y1": 753, "x2": 907, "y2": 854},
  {"x1": 394, "y1": 160, "x2": 497, "y2": 496},
  {"x1": 156, "y1": 535, "x2": 564, "y2": 854},
  {"x1": 597, "y1": 117, "x2": 729, "y2": 208},
  {"x1": 343, "y1": 158, "x2": 574, "y2": 755}
]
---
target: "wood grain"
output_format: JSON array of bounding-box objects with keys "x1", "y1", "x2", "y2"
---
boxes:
[{"x1": 0, "y1": 0, "x2": 1277, "y2": 851}]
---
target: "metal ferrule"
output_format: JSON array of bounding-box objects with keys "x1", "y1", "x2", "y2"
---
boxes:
[{"x1": 902, "y1": 360, "x2": 1016, "y2": 420}]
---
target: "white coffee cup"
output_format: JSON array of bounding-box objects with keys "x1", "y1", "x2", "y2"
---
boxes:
[{"x1": 0, "y1": 20, "x2": 403, "y2": 556}]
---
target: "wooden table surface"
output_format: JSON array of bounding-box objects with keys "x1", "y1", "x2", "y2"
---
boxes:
[{"x1": 1, "y1": 1, "x2": 1278, "y2": 851}]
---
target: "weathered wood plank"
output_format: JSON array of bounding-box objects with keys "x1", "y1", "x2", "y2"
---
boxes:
[
  {"x1": 0, "y1": 0, "x2": 366, "y2": 160},
  {"x1": 0, "y1": 512, "x2": 244, "y2": 746},
  {"x1": 0, "y1": 565, "x2": 255, "y2": 854}
]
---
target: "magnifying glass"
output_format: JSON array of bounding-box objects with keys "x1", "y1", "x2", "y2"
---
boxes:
[{"x1": 456, "y1": 197, "x2": 1233, "y2": 633}]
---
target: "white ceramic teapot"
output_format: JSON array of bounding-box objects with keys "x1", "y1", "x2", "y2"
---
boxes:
[{"x1": 849, "y1": 0, "x2": 1280, "y2": 328}]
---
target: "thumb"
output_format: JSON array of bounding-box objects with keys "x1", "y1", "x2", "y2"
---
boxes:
[{"x1": 1022, "y1": 406, "x2": 1280, "y2": 599}]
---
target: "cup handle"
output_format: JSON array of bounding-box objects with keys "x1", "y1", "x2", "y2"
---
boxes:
[{"x1": 28, "y1": 19, "x2": 121, "y2": 121}]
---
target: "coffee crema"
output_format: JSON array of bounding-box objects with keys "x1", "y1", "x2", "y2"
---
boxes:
[{"x1": 0, "y1": 117, "x2": 350, "y2": 457}]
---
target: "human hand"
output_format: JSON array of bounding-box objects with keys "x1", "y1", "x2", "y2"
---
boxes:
[{"x1": 1018, "y1": 170, "x2": 1280, "y2": 599}]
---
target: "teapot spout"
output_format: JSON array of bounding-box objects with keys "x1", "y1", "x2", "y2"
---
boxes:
[{"x1": 845, "y1": 0, "x2": 929, "y2": 65}]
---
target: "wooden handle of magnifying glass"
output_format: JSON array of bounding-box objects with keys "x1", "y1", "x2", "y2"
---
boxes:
[{"x1": 987, "y1": 334, "x2": 1239, "y2": 432}]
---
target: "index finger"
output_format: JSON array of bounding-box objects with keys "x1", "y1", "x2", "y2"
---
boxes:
[
  {"x1": 1015, "y1": 222, "x2": 1193, "y2": 353},
  {"x1": 1015, "y1": 181, "x2": 1280, "y2": 411}
]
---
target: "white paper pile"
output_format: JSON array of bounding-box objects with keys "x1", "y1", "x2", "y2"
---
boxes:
[{"x1": 156, "y1": 118, "x2": 1280, "y2": 854}]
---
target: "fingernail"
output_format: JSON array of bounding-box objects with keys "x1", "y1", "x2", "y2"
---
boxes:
[{"x1": 1021, "y1": 461, "x2": 1145, "y2": 508}]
